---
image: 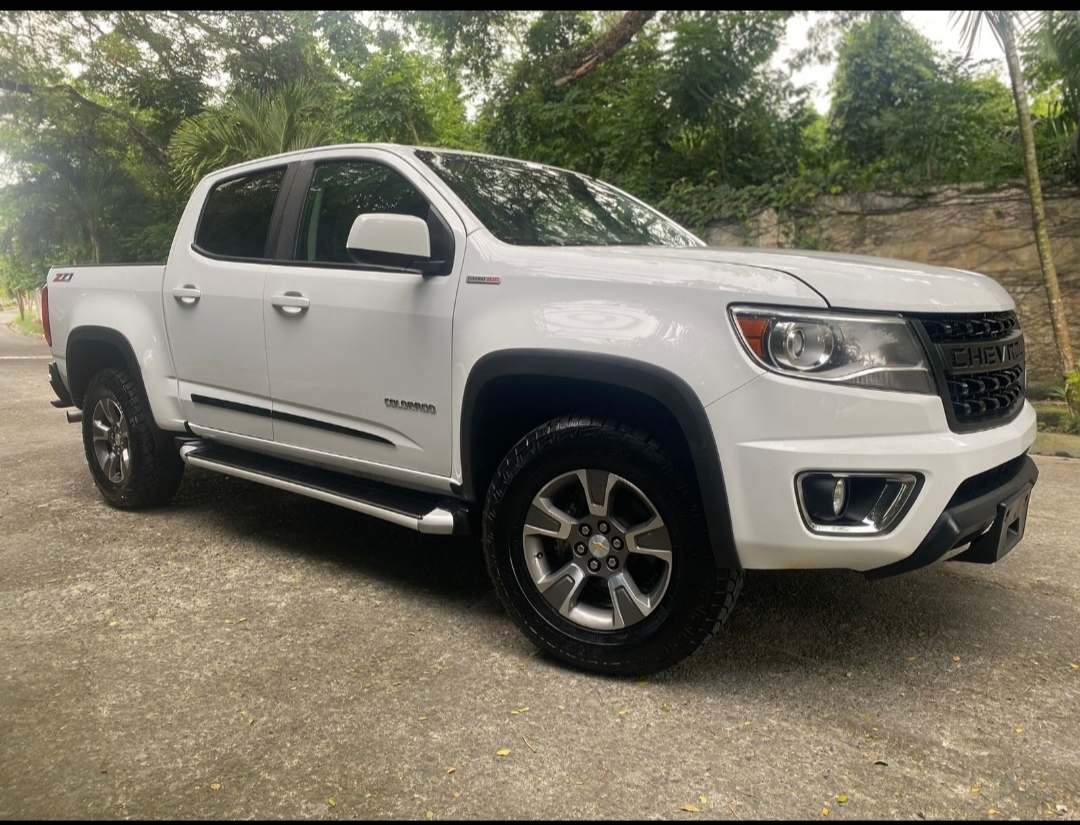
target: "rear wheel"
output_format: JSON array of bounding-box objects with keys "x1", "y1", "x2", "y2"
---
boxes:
[
  {"x1": 483, "y1": 415, "x2": 742, "y2": 675},
  {"x1": 81, "y1": 368, "x2": 184, "y2": 508}
]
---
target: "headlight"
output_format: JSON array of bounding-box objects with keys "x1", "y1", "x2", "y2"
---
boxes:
[{"x1": 730, "y1": 306, "x2": 935, "y2": 394}]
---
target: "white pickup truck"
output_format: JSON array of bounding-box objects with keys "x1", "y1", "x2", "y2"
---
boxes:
[{"x1": 44, "y1": 144, "x2": 1038, "y2": 674}]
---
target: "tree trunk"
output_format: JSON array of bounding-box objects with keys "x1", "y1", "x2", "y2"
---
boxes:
[
  {"x1": 553, "y1": 11, "x2": 657, "y2": 87},
  {"x1": 15, "y1": 290, "x2": 25, "y2": 320},
  {"x1": 1001, "y1": 17, "x2": 1076, "y2": 377}
]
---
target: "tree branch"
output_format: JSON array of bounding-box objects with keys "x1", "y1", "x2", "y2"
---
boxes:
[
  {"x1": 553, "y1": 10, "x2": 656, "y2": 88},
  {"x1": 0, "y1": 78, "x2": 169, "y2": 170}
]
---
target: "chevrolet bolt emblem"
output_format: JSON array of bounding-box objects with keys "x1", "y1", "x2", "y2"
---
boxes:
[{"x1": 588, "y1": 534, "x2": 610, "y2": 558}]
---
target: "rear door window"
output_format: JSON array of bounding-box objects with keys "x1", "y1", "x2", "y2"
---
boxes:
[{"x1": 195, "y1": 166, "x2": 287, "y2": 259}]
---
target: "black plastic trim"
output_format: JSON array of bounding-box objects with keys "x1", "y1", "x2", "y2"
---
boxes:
[
  {"x1": 65, "y1": 327, "x2": 143, "y2": 406},
  {"x1": 48, "y1": 361, "x2": 74, "y2": 407},
  {"x1": 190, "y1": 393, "x2": 393, "y2": 446},
  {"x1": 190, "y1": 393, "x2": 272, "y2": 418},
  {"x1": 460, "y1": 350, "x2": 741, "y2": 570},
  {"x1": 864, "y1": 454, "x2": 1038, "y2": 579},
  {"x1": 272, "y1": 409, "x2": 394, "y2": 446}
]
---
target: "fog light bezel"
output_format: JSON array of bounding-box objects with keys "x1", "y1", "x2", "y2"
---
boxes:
[{"x1": 796, "y1": 471, "x2": 922, "y2": 536}]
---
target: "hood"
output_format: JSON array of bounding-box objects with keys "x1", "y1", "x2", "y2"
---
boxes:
[{"x1": 604, "y1": 246, "x2": 1015, "y2": 314}]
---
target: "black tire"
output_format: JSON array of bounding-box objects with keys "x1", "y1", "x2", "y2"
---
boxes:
[
  {"x1": 81, "y1": 367, "x2": 184, "y2": 509},
  {"x1": 483, "y1": 415, "x2": 742, "y2": 675}
]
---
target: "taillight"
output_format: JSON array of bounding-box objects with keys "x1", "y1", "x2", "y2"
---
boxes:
[{"x1": 41, "y1": 284, "x2": 51, "y2": 346}]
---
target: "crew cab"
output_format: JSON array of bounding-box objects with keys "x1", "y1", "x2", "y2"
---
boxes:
[{"x1": 43, "y1": 144, "x2": 1039, "y2": 674}]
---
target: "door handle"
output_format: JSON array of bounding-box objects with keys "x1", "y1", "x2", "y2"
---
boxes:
[
  {"x1": 172, "y1": 285, "x2": 201, "y2": 305},
  {"x1": 271, "y1": 291, "x2": 310, "y2": 315}
]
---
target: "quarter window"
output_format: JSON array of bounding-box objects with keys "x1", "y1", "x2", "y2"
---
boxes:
[
  {"x1": 296, "y1": 161, "x2": 431, "y2": 264},
  {"x1": 195, "y1": 166, "x2": 287, "y2": 259}
]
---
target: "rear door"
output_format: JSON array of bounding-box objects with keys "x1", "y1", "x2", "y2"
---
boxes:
[
  {"x1": 263, "y1": 150, "x2": 464, "y2": 477},
  {"x1": 163, "y1": 164, "x2": 293, "y2": 440}
]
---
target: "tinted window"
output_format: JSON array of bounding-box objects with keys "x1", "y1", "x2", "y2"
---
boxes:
[
  {"x1": 195, "y1": 166, "x2": 287, "y2": 259},
  {"x1": 414, "y1": 150, "x2": 701, "y2": 247},
  {"x1": 296, "y1": 161, "x2": 431, "y2": 263}
]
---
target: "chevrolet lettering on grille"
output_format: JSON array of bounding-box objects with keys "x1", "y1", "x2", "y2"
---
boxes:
[{"x1": 942, "y1": 334, "x2": 1024, "y2": 374}]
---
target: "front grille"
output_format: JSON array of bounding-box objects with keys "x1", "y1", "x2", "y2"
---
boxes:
[
  {"x1": 914, "y1": 311, "x2": 1025, "y2": 431},
  {"x1": 920, "y1": 312, "x2": 1019, "y2": 344}
]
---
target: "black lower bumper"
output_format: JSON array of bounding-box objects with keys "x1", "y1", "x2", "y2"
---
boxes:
[
  {"x1": 865, "y1": 454, "x2": 1038, "y2": 580},
  {"x1": 48, "y1": 361, "x2": 74, "y2": 408}
]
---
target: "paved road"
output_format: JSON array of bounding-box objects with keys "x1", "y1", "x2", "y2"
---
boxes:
[{"x1": 1, "y1": 319, "x2": 1078, "y2": 820}]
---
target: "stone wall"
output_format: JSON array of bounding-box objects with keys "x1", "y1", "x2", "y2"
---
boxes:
[{"x1": 704, "y1": 182, "x2": 1080, "y2": 390}]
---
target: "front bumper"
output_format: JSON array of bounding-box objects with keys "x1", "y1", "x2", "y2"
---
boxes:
[
  {"x1": 865, "y1": 454, "x2": 1037, "y2": 578},
  {"x1": 705, "y1": 372, "x2": 1038, "y2": 572}
]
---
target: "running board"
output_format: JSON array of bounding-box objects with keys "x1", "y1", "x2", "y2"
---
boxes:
[{"x1": 177, "y1": 440, "x2": 469, "y2": 535}]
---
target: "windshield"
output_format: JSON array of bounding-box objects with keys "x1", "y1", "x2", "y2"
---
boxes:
[{"x1": 414, "y1": 149, "x2": 702, "y2": 248}]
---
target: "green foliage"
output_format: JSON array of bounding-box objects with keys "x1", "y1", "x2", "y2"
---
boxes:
[
  {"x1": 169, "y1": 80, "x2": 334, "y2": 191},
  {"x1": 1050, "y1": 368, "x2": 1080, "y2": 433},
  {"x1": 1026, "y1": 10, "x2": 1080, "y2": 169},
  {"x1": 480, "y1": 11, "x2": 812, "y2": 205},
  {"x1": 1, "y1": 7, "x2": 1079, "y2": 284},
  {"x1": 828, "y1": 14, "x2": 1033, "y2": 187},
  {"x1": 11, "y1": 310, "x2": 44, "y2": 336},
  {"x1": 321, "y1": 17, "x2": 474, "y2": 148}
]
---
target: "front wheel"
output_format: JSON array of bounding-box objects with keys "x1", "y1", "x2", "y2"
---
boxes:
[
  {"x1": 483, "y1": 416, "x2": 742, "y2": 675},
  {"x1": 81, "y1": 368, "x2": 184, "y2": 509}
]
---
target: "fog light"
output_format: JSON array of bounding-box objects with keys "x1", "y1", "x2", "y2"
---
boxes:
[
  {"x1": 797, "y1": 472, "x2": 920, "y2": 535},
  {"x1": 832, "y1": 478, "x2": 847, "y2": 516}
]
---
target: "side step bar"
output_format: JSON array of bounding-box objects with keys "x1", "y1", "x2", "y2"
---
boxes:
[{"x1": 178, "y1": 440, "x2": 470, "y2": 536}]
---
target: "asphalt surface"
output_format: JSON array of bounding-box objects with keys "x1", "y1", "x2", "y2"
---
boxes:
[{"x1": 1, "y1": 312, "x2": 1078, "y2": 820}]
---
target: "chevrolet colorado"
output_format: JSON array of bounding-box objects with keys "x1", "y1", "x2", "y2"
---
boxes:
[{"x1": 43, "y1": 144, "x2": 1038, "y2": 674}]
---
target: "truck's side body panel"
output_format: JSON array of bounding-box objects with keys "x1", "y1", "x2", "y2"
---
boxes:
[{"x1": 47, "y1": 264, "x2": 186, "y2": 432}]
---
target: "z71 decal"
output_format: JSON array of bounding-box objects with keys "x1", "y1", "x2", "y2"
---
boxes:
[{"x1": 53, "y1": 272, "x2": 75, "y2": 282}]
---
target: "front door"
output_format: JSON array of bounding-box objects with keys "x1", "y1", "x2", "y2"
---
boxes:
[{"x1": 264, "y1": 152, "x2": 463, "y2": 478}]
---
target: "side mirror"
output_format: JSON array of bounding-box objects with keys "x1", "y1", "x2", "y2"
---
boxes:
[{"x1": 346, "y1": 213, "x2": 434, "y2": 272}]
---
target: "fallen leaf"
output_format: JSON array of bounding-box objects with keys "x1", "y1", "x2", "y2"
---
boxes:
[
  {"x1": 907, "y1": 655, "x2": 917, "y2": 662},
  {"x1": 635, "y1": 679, "x2": 649, "y2": 686},
  {"x1": 522, "y1": 735, "x2": 538, "y2": 753},
  {"x1": 108, "y1": 620, "x2": 118, "y2": 628},
  {"x1": 496, "y1": 749, "x2": 511, "y2": 757},
  {"x1": 952, "y1": 655, "x2": 961, "y2": 662},
  {"x1": 987, "y1": 809, "x2": 998, "y2": 816},
  {"x1": 873, "y1": 760, "x2": 888, "y2": 766},
  {"x1": 556, "y1": 705, "x2": 565, "y2": 710},
  {"x1": 328, "y1": 798, "x2": 337, "y2": 808},
  {"x1": 510, "y1": 707, "x2": 530, "y2": 715},
  {"x1": 971, "y1": 787, "x2": 981, "y2": 794},
  {"x1": 1015, "y1": 727, "x2": 1024, "y2": 734},
  {"x1": 446, "y1": 767, "x2": 456, "y2": 775},
  {"x1": 418, "y1": 716, "x2": 428, "y2": 722},
  {"x1": 425, "y1": 812, "x2": 434, "y2": 820},
  {"x1": 617, "y1": 709, "x2": 628, "y2": 716},
  {"x1": 679, "y1": 803, "x2": 702, "y2": 813},
  {"x1": 822, "y1": 807, "x2": 830, "y2": 816},
  {"x1": 661, "y1": 704, "x2": 671, "y2": 712},
  {"x1": 699, "y1": 795, "x2": 708, "y2": 804},
  {"x1": 837, "y1": 794, "x2": 849, "y2": 804},
  {"x1": 210, "y1": 783, "x2": 222, "y2": 791},
  {"x1": 238, "y1": 617, "x2": 248, "y2": 623},
  {"x1": 452, "y1": 792, "x2": 461, "y2": 799},
  {"x1": 1070, "y1": 663, "x2": 1079, "y2": 671}
]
